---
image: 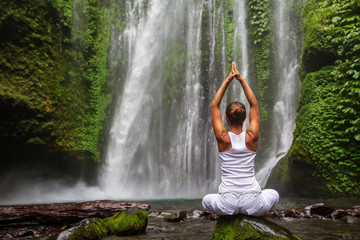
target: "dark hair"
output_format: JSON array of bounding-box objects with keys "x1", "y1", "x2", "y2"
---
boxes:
[{"x1": 226, "y1": 102, "x2": 246, "y2": 125}]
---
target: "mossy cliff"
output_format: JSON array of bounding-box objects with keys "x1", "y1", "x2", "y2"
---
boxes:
[
  {"x1": 268, "y1": 0, "x2": 360, "y2": 197},
  {"x1": 0, "y1": 0, "x2": 112, "y2": 161},
  {"x1": 212, "y1": 214, "x2": 301, "y2": 240}
]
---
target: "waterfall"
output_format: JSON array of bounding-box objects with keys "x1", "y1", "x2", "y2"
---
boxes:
[
  {"x1": 229, "y1": 0, "x2": 251, "y2": 128},
  {"x1": 0, "y1": 0, "x2": 302, "y2": 204},
  {"x1": 103, "y1": 0, "x2": 301, "y2": 198},
  {"x1": 101, "y1": 0, "x2": 187, "y2": 198},
  {"x1": 256, "y1": 0, "x2": 302, "y2": 186}
]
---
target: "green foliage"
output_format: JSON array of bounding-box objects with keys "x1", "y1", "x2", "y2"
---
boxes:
[
  {"x1": 247, "y1": 0, "x2": 272, "y2": 121},
  {"x1": 291, "y1": 0, "x2": 360, "y2": 195},
  {"x1": 0, "y1": 0, "x2": 113, "y2": 160}
]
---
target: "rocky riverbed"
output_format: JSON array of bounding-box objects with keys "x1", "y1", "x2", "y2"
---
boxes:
[{"x1": 1, "y1": 200, "x2": 360, "y2": 240}]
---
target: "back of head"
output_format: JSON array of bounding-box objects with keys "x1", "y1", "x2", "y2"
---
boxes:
[{"x1": 226, "y1": 102, "x2": 246, "y2": 126}]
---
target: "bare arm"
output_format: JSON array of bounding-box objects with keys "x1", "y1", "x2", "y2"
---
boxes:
[
  {"x1": 211, "y1": 70, "x2": 236, "y2": 152},
  {"x1": 232, "y1": 63, "x2": 259, "y2": 151}
]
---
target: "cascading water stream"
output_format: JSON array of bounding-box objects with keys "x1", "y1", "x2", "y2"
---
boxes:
[
  {"x1": 228, "y1": 0, "x2": 251, "y2": 128},
  {"x1": 0, "y1": 0, "x2": 302, "y2": 205},
  {"x1": 256, "y1": 0, "x2": 301, "y2": 186},
  {"x1": 102, "y1": 0, "x2": 187, "y2": 199}
]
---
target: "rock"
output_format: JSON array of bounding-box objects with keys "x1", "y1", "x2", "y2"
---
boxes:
[
  {"x1": 330, "y1": 209, "x2": 347, "y2": 219},
  {"x1": 212, "y1": 214, "x2": 302, "y2": 240},
  {"x1": 0, "y1": 200, "x2": 150, "y2": 227},
  {"x1": 346, "y1": 206, "x2": 360, "y2": 217},
  {"x1": 104, "y1": 207, "x2": 148, "y2": 236},
  {"x1": 163, "y1": 210, "x2": 187, "y2": 222},
  {"x1": 284, "y1": 209, "x2": 302, "y2": 218},
  {"x1": 202, "y1": 211, "x2": 219, "y2": 221},
  {"x1": 57, "y1": 218, "x2": 106, "y2": 240},
  {"x1": 190, "y1": 210, "x2": 204, "y2": 219},
  {"x1": 58, "y1": 207, "x2": 148, "y2": 240},
  {"x1": 305, "y1": 203, "x2": 335, "y2": 217},
  {"x1": 341, "y1": 215, "x2": 359, "y2": 224},
  {"x1": 268, "y1": 209, "x2": 283, "y2": 218}
]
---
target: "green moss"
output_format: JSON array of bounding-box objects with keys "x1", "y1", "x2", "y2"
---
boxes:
[
  {"x1": 212, "y1": 215, "x2": 301, "y2": 240},
  {"x1": 70, "y1": 219, "x2": 108, "y2": 240},
  {"x1": 68, "y1": 209, "x2": 148, "y2": 239},
  {"x1": 104, "y1": 209, "x2": 148, "y2": 236}
]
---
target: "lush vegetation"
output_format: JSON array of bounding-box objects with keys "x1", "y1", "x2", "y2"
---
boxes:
[
  {"x1": 247, "y1": 0, "x2": 272, "y2": 121},
  {"x1": 0, "y1": 0, "x2": 112, "y2": 160},
  {"x1": 269, "y1": 0, "x2": 360, "y2": 196}
]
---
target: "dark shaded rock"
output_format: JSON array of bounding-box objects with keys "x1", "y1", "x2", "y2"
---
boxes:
[
  {"x1": 307, "y1": 203, "x2": 335, "y2": 217},
  {"x1": 0, "y1": 200, "x2": 150, "y2": 227},
  {"x1": 163, "y1": 210, "x2": 187, "y2": 222},
  {"x1": 284, "y1": 209, "x2": 302, "y2": 218},
  {"x1": 0, "y1": 226, "x2": 62, "y2": 239},
  {"x1": 202, "y1": 211, "x2": 219, "y2": 221},
  {"x1": 212, "y1": 214, "x2": 302, "y2": 240},
  {"x1": 330, "y1": 209, "x2": 347, "y2": 219}
]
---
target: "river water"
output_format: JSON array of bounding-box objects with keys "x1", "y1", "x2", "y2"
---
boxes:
[
  {"x1": 1, "y1": 198, "x2": 359, "y2": 239},
  {"x1": 123, "y1": 198, "x2": 360, "y2": 240}
]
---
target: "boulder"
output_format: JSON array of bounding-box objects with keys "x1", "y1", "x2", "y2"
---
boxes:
[
  {"x1": 58, "y1": 207, "x2": 148, "y2": 240},
  {"x1": 0, "y1": 200, "x2": 150, "y2": 227},
  {"x1": 105, "y1": 207, "x2": 148, "y2": 236},
  {"x1": 283, "y1": 209, "x2": 302, "y2": 218},
  {"x1": 305, "y1": 203, "x2": 335, "y2": 218},
  {"x1": 202, "y1": 210, "x2": 220, "y2": 221},
  {"x1": 212, "y1": 214, "x2": 302, "y2": 240},
  {"x1": 347, "y1": 206, "x2": 360, "y2": 217},
  {"x1": 162, "y1": 210, "x2": 187, "y2": 222}
]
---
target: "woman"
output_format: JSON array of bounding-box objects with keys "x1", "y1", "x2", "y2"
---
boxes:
[{"x1": 202, "y1": 62, "x2": 279, "y2": 216}]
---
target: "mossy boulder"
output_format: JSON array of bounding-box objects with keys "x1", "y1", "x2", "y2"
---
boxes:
[
  {"x1": 66, "y1": 208, "x2": 148, "y2": 240},
  {"x1": 69, "y1": 219, "x2": 108, "y2": 240},
  {"x1": 104, "y1": 207, "x2": 148, "y2": 236},
  {"x1": 212, "y1": 214, "x2": 302, "y2": 240}
]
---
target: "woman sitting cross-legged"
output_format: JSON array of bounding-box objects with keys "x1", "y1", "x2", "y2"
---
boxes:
[{"x1": 202, "y1": 62, "x2": 279, "y2": 216}]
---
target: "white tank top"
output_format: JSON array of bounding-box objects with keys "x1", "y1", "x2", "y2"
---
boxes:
[{"x1": 218, "y1": 132, "x2": 261, "y2": 193}]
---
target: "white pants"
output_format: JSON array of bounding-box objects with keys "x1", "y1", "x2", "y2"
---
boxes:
[{"x1": 202, "y1": 189, "x2": 279, "y2": 216}]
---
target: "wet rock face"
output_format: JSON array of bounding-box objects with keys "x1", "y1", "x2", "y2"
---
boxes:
[{"x1": 212, "y1": 214, "x2": 302, "y2": 240}]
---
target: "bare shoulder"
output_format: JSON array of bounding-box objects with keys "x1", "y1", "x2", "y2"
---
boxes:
[
  {"x1": 245, "y1": 128, "x2": 258, "y2": 152},
  {"x1": 217, "y1": 130, "x2": 232, "y2": 152}
]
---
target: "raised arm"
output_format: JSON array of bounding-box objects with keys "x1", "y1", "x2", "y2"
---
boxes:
[
  {"x1": 232, "y1": 63, "x2": 259, "y2": 151},
  {"x1": 211, "y1": 70, "x2": 236, "y2": 152}
]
